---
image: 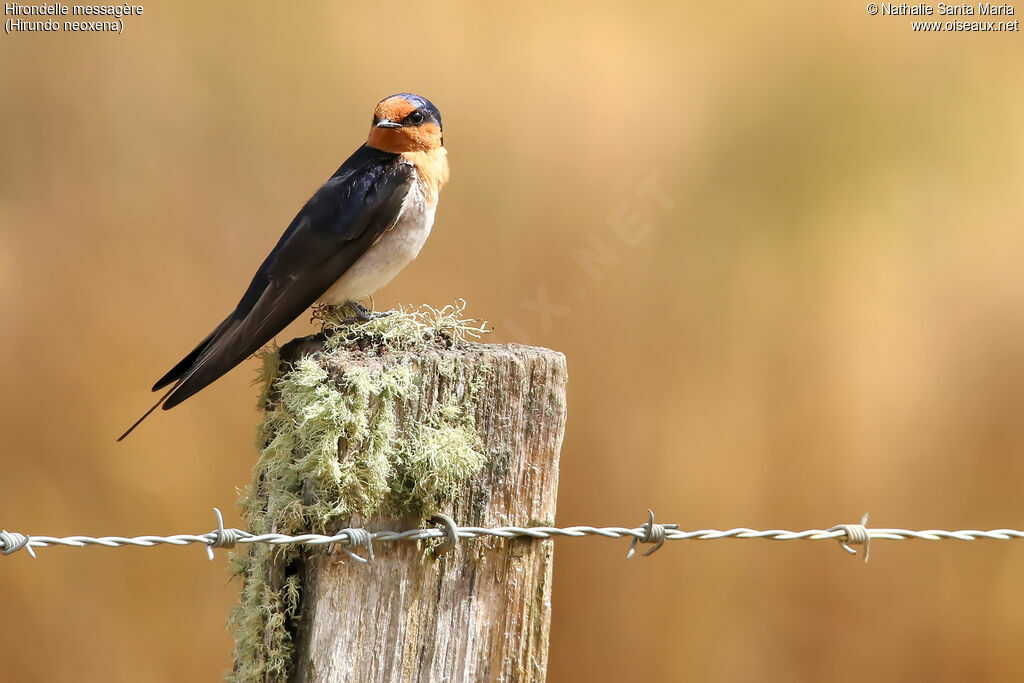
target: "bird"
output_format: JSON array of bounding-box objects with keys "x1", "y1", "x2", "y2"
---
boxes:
[{"x1": 118, "y1": 93, "x2": 448, "y2": 441}]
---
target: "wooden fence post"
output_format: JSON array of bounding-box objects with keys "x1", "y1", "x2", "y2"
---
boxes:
[{"x1": 230, "y1": 312, "x2": 568, "y2": 683}]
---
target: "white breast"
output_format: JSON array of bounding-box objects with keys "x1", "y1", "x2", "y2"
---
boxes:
[{"x1": 319, "y1": 175, "x2": 435, "y2": 305}]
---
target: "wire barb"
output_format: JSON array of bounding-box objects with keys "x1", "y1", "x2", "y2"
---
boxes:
[
  {"x1": 206, "y1": 508, "x2": 243, "y2": 561},
  {"x1": 430, "y1": 513, "x2": 460, "y2": 556},
  {"x1": 828, "y1": 513, "x2": 871, "y2": 563},
  {"x1": 331, "y1": 528, "x2": 375, "y2": 564},
  {"x1": 627, "y1": 509, "x2": 678, "y2": 559},
  {"x1": 0, "y1": 530, "x2": 33, "y2": 558}
]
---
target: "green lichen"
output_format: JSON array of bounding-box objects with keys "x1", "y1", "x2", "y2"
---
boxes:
[
  {"x1": 315, "y1": 298, "x2": 490, "y2": 352},
  {"x1": 389, "y1": 391, "x2": 487, "y2": 515},
  {"x1": 228, "y1": 547, "x2": 300, "y2": 682},
  {"x1": 228, "y1": 301, "x2": 491, "y2": 682},
  {"x1": 253, "y1": 346, "x2": 281, "y2": 410}
]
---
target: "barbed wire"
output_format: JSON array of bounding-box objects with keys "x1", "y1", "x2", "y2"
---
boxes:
[{"x1": 4, "y1": 509, "x2": 1024, "y2": 564}]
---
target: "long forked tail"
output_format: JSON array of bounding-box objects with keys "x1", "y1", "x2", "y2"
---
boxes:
[
  {"x1": 117, "y1": 318, "x2": 233, "y2": 441},
  {"x1": 117, "y1": 385, "x2": 178, "y2": 441}
]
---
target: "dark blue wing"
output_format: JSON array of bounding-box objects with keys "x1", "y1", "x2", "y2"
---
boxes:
[{"x1": 128, "y1": 145, "x2": 413, "y2": 431}]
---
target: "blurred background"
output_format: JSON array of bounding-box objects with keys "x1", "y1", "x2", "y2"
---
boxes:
[{"x1": 3, "y1": 1, "x2": 1024, "y2": 680}]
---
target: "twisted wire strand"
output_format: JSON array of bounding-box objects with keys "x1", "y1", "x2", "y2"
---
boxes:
[{"x1": 3, "y1": 510, "x2": 1024, "y2": 561}]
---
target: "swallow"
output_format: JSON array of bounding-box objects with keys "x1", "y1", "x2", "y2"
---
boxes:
[{"x1": 118, "y1": 93, "x2": 448, "y2": 440}]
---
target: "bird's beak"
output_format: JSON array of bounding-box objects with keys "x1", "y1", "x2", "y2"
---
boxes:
[{"x1": 375, "y1": 119, "x2": 401, "y2": 129}]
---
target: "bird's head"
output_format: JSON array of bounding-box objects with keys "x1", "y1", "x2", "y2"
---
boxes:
[{"x1": 367, "y1": 93, "x2": 443, "y2": 154}]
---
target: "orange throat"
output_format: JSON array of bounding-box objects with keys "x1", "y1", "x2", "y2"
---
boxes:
[
  {"x1": 367, "y1": 121, "x2": 443, "y2": 154},
  {"x1": 402, "y1": 147, "x2": 449, "y2": 202}
]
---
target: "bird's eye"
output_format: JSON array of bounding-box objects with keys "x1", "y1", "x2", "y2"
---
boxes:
[{"x1": 407, "y1": 111, "x2": 425, "y2": 125}]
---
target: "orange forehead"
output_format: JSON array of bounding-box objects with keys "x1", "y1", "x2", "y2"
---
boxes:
[{"x1": 374, "y1": 96, "x2": 417, "y2": 121}]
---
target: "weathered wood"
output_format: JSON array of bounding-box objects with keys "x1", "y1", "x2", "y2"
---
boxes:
[{"x1": 236, "y1": 334, "x2": 567, "y2": 683}]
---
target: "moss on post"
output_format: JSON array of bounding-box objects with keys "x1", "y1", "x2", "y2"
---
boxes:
[{"x1": 228, "y1": 302, "x2": 567, "y2": 682}]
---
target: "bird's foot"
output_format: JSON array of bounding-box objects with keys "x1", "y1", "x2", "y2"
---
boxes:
[{"x1": 341, "y1": 300, "x2": 393, "y2": 324}]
